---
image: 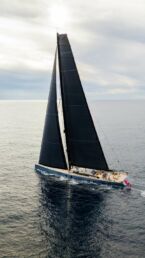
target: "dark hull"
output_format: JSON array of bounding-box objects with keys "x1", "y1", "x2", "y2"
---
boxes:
[{"x1": 35, "y1": 164, "x2": 127, "y2": 188}]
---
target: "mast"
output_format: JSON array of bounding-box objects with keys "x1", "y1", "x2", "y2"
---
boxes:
[
  {"x1": 57, "y1": 33, "x2": 71, "y2": 170},
  {"x1": 57, "y1": 33, "x2": 109, "y2": 171},
  {"x1": 39, "y1": 50, "x2": 67, "y2": 169}
]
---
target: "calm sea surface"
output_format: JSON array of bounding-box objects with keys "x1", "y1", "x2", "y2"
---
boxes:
[{"x1": 0, "y1": 100, "x2": 145, "y2": 258}]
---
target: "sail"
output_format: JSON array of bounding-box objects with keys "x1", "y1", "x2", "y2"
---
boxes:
[
  {"x1": 39, "y1": 51, "x2": 67, "y2": 169},
  {"x1": 57, "y1": 34, "x2": 109, "y2": 170}
]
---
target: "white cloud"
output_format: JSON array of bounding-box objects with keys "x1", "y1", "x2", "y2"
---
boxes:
[{"x1": 0, "y1": 0, "x2": 145, "y2": 99}]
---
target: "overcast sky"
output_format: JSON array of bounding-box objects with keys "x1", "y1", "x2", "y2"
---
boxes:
[{"x1": 0, "y1": 0, "x2": 145, "y2": 99}]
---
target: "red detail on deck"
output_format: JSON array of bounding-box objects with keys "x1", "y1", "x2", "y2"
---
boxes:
[{"x1": 124, "y1": 179, "x2": 132, "y2": 188}]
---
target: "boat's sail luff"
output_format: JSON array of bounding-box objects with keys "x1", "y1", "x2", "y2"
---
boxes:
[
  {"x1": 57, "y1": 34, "x2": 109, "y2": 170},
  {"x1": 39, "y1": 51, "x2": 67, "y2": 169}
]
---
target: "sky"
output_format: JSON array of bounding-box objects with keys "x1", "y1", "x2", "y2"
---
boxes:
[{"x1": 0, "y1": 0, "x2": 145, "y2": 100}]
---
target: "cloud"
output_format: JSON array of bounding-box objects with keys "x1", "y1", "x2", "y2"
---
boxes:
[
  {"x1": 0, "y1": 69, "x2": 50, "y2": 99},
  {"x1": 0, "y1": 0, "x2": 44, "y2": 19},
  {"x1": 0, "y1": 0, "x2": 145, "y2": 99}
]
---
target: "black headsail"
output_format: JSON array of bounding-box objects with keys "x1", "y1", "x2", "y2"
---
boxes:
[
  {"x1": 57, "y1": 33, "x2": 109, "y2": 170},
  {"x1": 39, "y1": 51, "x2": 67, "y2": 169}
]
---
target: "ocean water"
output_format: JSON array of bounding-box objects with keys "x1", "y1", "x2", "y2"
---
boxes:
[{"x1": 0, "y1": 100, "x2": 145, "y2": 258}]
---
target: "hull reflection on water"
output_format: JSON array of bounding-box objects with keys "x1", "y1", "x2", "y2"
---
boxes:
[{"x1": 38, "y1": 174, "x2": 111, "y2": 258}]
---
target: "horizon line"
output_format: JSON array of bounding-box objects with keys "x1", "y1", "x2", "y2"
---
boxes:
[{"x1": 0, "y1": 99, "x2": 144, "y2": 102}]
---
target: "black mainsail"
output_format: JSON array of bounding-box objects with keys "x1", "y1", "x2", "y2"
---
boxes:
[
  {"x1": 57, "y1": 34, "x2": 109, "y2": 170},
  {"x1": 39, "y1": 52, "x2": 67, "y2": 169}
]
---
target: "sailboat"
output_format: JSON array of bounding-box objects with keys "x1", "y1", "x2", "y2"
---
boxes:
[{"x1": 35, "y1": 33, "x2": 131, "y2": 188}]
